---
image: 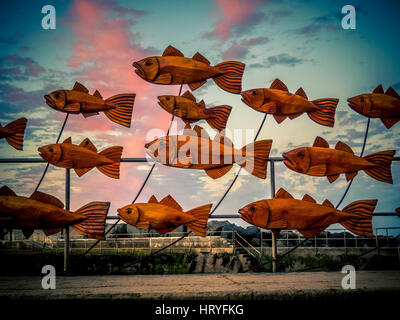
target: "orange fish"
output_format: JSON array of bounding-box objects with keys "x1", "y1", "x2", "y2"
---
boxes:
[
  {"x1": 0, "y1": 118, "x2": 27, "y2": 150},
  {"x1": 283, "y1": 136, "x2": 395, "y2": 184},
  {"x1": 117, "y1": 195, "x2": 212, "y2": 237},
  {"x1": 241, "y1": 79, "x2": 339, "y2": 127},
  {"x1": 347, "y1": 84, "x2": 400, "y2": 129},
  {"x1": 133, "y1": 45, "x2": 245, "y2": 94},
  {"x1": 38, "y1": 137, "x2": 123, "y2": 179},
  {"x1": 0, "y1": 186, "x2": 110, "y2": 240},
  {"x1": 44, "y1": 81, "x2": 135, "y2": 128},
  {"x1": 239, "y1": 188, "x2": 377, "y2": 237},
  {"x1": 144, "y1": 125, "x2": 272, "y2": 179},
  {"x1": 158, "y1": 90, "x2": 232, "y2": 131}
]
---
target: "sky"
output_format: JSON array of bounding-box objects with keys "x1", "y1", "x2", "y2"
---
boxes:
[{"x1": 0, "y1": 0, "x2": 399, "y2": 236}]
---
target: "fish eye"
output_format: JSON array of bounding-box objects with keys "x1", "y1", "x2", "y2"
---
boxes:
[
  {"x1": 166, "y1": 97, "x2": 170, "y2": 101},
  {"x1": 145, "y1": 60, "x2": 152, "y2": 66},
  {"x1": 297, "y1": 151, "x2": 304, "y2": 158},
  {"x1": 250, "y1": 205, "x2": 256, "y2": 213},
  {"x1": 126, "y1": 208, "x2": 132, "y2": 214},
  {"x1": 252, "y1": 91, "x2": 257, "y2": 96},
  {"x1": 49, "y1": 148, "x2": 54, "y2": 153},
  {"x1": 360, "y1": 97, "x2": 365, "y2": 102}
]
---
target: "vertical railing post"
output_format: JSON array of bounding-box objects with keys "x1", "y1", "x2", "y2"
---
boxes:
[
  {"x1": 270, "y1": 160, "x2": 277, "y2": 273},
  {"x1": 64, "y1": 169, "x2": 70, "y2": 275}
]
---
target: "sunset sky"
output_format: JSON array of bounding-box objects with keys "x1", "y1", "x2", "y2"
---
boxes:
[{"x1": 0, "y1": 0, "x2": 399, "y2": 235}]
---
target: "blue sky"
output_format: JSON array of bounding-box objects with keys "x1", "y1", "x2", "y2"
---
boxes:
[{"x1": 0, "y1": 0, "x2": 399, "y2": 235}]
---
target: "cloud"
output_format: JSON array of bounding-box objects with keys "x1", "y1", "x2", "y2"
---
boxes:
[
  {"x1": 263, "y1": 53, "x2": 307, "y2": 68},
  {"x1": 0, "y1": 54, "x2": 46, "y2": 81},
  {"x1": 202, "y1": 0, "x2": 266, "y2": 41},
  {"x1": 222, "y1": 36, "x2": 269, "y2": 60},
  {"x1": 291, "y1": 13, "x2": 340, "y2": 37}
]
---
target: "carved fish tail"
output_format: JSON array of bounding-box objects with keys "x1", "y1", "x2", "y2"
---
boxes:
[
  {"x1": 213, "y1": 61, "x2": 245, "y2": 94},
  {"x1": 205, "y1": 105, "x2": 232, "y2": 131},
  {"x1": 341, "y1": 199, "x2": 377, "y2": 237},
  {"x1": 73, "y1": 201, "x2": 110, "y2": 240},
  {"x1": 185, "y1": 204, "x2": 212, "y2": 237},
  {"x1": 363, "y1": 150, "x2": 395, "y2": 184},
  {"x1": 4, "y1": 118, "x2": 27, "y2": 150},
  {"x1": 97, "y1": 146, "x2": 123, "y2": 179},
  {"x1": 239, "y1": 140, "x2": 272, "y2": 179},
  {"x1": 308, "y1": 98, "x2": 339, "y2": 127},
  {"x1": 104, "y1": 94, "x2": 135, "y2": 128}
]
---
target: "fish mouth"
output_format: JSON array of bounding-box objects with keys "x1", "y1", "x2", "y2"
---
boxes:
[
  {"x1": 44, "y1": 95, "x2": 54, "y2": 108},
  {"x1": 132, "y1": 62, "x2": 144, "y2": 78},
  {"x1": 238, "y1": 208, "x2": 251, "y2": 224},
  {"x1": 38, "y1": 147, "x2": 46, "y2": 159},
  {"x1": 157, "y1": 99, "x2": 166, "y2": 110},
  {"x1": 240, "y1": 93, "x2": 251, "y2": 107},
  {"x1": 282, "y1": 153, "x2": 293, "y2": 169}
]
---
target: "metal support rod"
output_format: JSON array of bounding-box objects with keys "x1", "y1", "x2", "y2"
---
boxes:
[
  {"x1": 270, "y1": 160, "x2": 277, "y2": 273},
  {"x1": 64, "y1": 169, "x2": 70, "y2": 275}
]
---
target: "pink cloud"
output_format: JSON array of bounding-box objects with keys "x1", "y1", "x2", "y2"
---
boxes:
[
  {"x1": 222, "y1": 36, "x2": 269, "y2": 60},
  {"x1": 203, "y1": 0, "x2": 266, "y2": 41}
]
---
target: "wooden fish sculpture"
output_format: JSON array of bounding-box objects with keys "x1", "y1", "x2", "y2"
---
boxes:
[
  {"x1": 241, "y1": 79, "x2": 339, "y2": 127},
  {"x1": 239, "y1": 188, "x2": 377, "y2": 237},
  {"x1": 283, "y1": 137, "x2": 396, "y2": 183},
  {"x1": 0, "y1": 186, "x2": 110, "y2": 240},
  {"x1": 0, "y1": 118, "x2": 27, "y2": 150},
  {"x1": 44, "y1": 81, "x2": 135, "y2": 128},
  {"x1": 283, "y1": 136, "x2": 395, "y2": 184},
  {"x1": 133, "y1": 45, "x2": 245, "y2": 94},
  {"x1": 38, "y1": 137, "x2": 123, "y2": 179},
  {"x1": 347, "y1": 84, "x2": 400, "y2": 129},
  {"x1": 144, "y1": 125, "x2": 272, "y2": 179},
  {"x1": 117, "y1": 195, "x2": 212, "y2": 237},
  {"x1": 158, "y1": 90, "x2": 232, "y2": 131}
]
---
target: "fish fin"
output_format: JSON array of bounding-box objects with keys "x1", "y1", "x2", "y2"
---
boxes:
[
  {"x1": 57, "y1": 159, "x2": 74, "y2": 168},
  {"x1": 64, "y1": 103, "x2": 81, "y2": 112},
  {"x1": 62, "y1": 137, "x2": 72, "y2": 144},
  {"x1": 273, "y1": 114, "x2": 286, "y2": 124},
  {"x1": 162, "y1": 45, "x2": 184, "y2": 57},
  {"x1": 104, "y1": 93, "x2": 135, "y2": 128},
  {"x1": 188, "y1": 80, "x2": 206, "y2": 91},
  {"x1": 288, "y1": 113, "x2": 302, "y2": 120},
  {"x1": 204, "y1": 165, "x2": 233, "y2": 179},
  {"x1": 206, "y1": 105, "x2": 232, "y2": 131},
  {"x1": 159, "y1": 195, "x2": 183, "y2": 211},
  {"x1": 0, "y1": 186, "x2": 16, "y2": 196},
  {"x1": 341, "y1": 200, "x2": 376, "y2": 237},
  {"x1": 312, "y1": 136, "x2": 329, "y2": 148},
  {"x1": 307, "y1": 164, "x2": 326, "y2": 176},
  {"x1": 322, "y1": 199, "x2": 335, "y2": 208},
  {"x1": 155, "y1": 226, "x2": 177, "y2": 235},
  {"x1": 299, "y1": 226, "x2": 326, "y2": 238},
  {"x1": 192, "y1": 52, "x2": 210, "y2": 65},
  {"x1": 43, "y1": 228, "x2": 63, "y2": 236},
  {"x1": 213, "y1": 61, "x2": 245, "y2": 94},
  {"x1": 93, "y1": 90, "x2": 102, "y2": 99},
  {"x1": 302, "y1": 194, "x2": 316, "y2": 203},
  {"x1": 295, "y1": 87, "x2": 308, "y2": 99},
  {"x1": 73, "y1": 201, "x2": 110, "y2": 240},
  {"x1": 4, "y1": 118, "x2": 27, "y2": 150},
  {"x1": 259, "y1": 102, "x2": 277, "y2": 114},
  {"x1": 239, "y1": 140, "x2": 272, "y2": 179},
  {"x1": 308, "y1": 98, "x2": 338, "y2": 127},
  {"x1": 181, "y1": 90, "x2": 196, "y2": 101},
  {"x1": 72, "y1": 81, "x2": 89, "y2": 93},
  {"x1": 22, "y1": 229, "x2": 34, "y2": 239},
  {"x1": 327, "y1": 174, "x2": 340, "y2": 183},
  {"x1": 79, "y1": 137, "x2": 97, "y2": 153},
  {"x1": 363, "y1": 150, "x2": 395, "y2": 184},
  {"x1": 74, "y1": 167, "x2": 93, "y2": 177},
  {"x1": 345, "y1": 171, "x2": 358, "y2": 181},
  {"x1": 270, "y1": 79, "x2": 288, "y2": 91},
  {"x1": 275, "y1": 188, "x2": 293, "y2": 199},
  {"x1": 30, "y1": 191, "x2": 64, "y2": 208},
  {"x1": 197, "y1": 100, "x2": 206, "y2": 108},
  {"x1": 175, "y1": 108, "x2": 187, "y2": 118},
  {"x1": 385, "y1": 86, "x2": 400, "y2": 99},
  {"x1": 268, "y1": 219, "x2": 287, "y2": 229},
  {"x1": 96, "y1": 146, "x2": 123, "y2": 179},
  {"x1": 148, "y1": 195, "x2": 158, "y2": 204},
  {"x1": 82, "y1": 112, "x2": 99, "y2": 118},
  {"x1": 380, "y1": 117, "x2": 400, "y2": 129},
  {"x1": 185, "y1": 204, "x2": 212, "y2": 237},
  {"x1": 154, "y1": 73, "x2": 173, "y2": 84},
  {"x1": 214, "y1": 132, "x2": 233, "y2": 146},
  {"x1": 372, "y1": 84, "x2": 384, "y2": 94},
  {"x1": 335, "y1": 141, "x2": 353, "y2": 154}
]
